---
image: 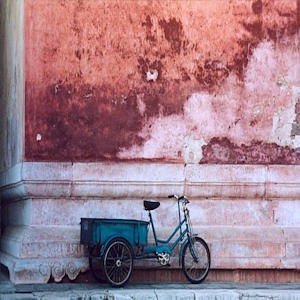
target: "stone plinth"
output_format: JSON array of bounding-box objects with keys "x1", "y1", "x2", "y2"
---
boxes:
[{"x1": 1, "y1": 162, "x2": 300, "y2": 283}]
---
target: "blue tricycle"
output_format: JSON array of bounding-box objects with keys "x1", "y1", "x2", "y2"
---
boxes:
[{"x1": 80, "y1": 195, "x2": 210, "y2": 287}]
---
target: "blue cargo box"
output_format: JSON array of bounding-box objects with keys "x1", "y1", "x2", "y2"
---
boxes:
[{"x1": 80, "y1": 218, "x2": 149, "y2": 248}]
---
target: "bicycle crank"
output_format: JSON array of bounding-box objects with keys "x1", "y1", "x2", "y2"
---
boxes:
[{"x1": 156, "y1": 251, "x2": 170, "y2": 266}]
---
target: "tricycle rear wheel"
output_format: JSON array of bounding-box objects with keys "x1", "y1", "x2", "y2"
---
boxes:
[
  {"x1": 89, "y1": 245, "x2": 106, "y2": 283},
  {"x1": 102, "y1": 237, "x2": 133, "y2": 287}
]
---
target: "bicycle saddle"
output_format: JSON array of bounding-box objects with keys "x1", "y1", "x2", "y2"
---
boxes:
[{"x1": 144, "y1": 200, "x2": 160, "y2": 211}]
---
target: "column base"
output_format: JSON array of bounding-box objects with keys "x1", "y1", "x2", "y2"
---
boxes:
[{"x1": 0, "y1": 252, "x2": 88, "y2": 284}]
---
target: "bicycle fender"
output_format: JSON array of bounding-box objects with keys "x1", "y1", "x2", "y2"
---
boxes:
[
  {"x1": 178, "y1": 234, "x2": 198, "y2": 266},
  {"x1": 100, "y1": 236, "x2": 134, "y2": 257}
]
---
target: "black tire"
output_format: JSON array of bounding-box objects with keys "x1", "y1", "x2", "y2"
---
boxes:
[
  {"x1": 89, "y1": 245, "x2": 106, "y2": 282},
  {"x1": 182, "y1": 236, "x2": 211, "y2": 284},
  {"x1": 102, "y1": 238, "x2": 134, "y2": 287}
]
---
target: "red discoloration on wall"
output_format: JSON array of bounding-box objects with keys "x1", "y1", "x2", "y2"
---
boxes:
[
  {"x1": 159, "y1": 18, "x2": 183, "y2": 55},
  {"x1": 24, "y1": 0, "x2": 300, "y2": 162},
  {"x1": 26, "y1": 82, "x2": 146, "y2": 160},
  {"x1": 252, "y1": 0, "x2": 263, "y2": 15},
  {"x1": 202, "y1": 138, "x2": 300, "y2": 164},
  {"x1": 195, "y1": 60, "x2": 230, "y2": 88}
]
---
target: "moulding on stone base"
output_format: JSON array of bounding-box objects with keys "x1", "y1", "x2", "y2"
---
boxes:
[
  {"x1": 1, "y1": 163, "x2": 300, "y2": 202},
  {"x1": 0, "y1": 252, "x2": 89, "y2": 284}
]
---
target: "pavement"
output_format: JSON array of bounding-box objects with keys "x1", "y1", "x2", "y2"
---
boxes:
[{"x1": 1, "y1": 271, "x2": 300, "y2": 300}]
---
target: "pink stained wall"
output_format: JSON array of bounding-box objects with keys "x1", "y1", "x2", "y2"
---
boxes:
[{"x1": 25, "y1": 0, "x2": 300, "y2": 163}]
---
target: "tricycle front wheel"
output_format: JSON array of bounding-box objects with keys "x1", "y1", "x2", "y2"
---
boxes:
[
  {"x1": 102, "y1": 237, "x2": 133, "y2": 287},
  {"x1": 182, "y1": 236, "x2": 211, "y2": 284}
]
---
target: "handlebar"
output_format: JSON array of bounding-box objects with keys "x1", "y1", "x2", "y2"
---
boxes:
[{"x1": 168, "y1": 194, "x2": 189, "y2": 204}]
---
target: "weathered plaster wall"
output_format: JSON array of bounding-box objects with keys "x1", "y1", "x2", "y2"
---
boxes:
[
  {"x1": 25, "y1": 0, "x2": 300, "y2": 163},
  {"x1": 2, "y1": 0, "x2": 300, "y2": 284},
  {"x1": 0, "y1": 0, "x2": 24, "y2": 172}
]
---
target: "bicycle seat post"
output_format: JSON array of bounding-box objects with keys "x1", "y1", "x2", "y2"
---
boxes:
[
  {"x1": 149, "y1": 209, "x2": 159, "y2": 246},
  {"x1": 144, "y1": 200, "x2": 160, "y2": 246}
]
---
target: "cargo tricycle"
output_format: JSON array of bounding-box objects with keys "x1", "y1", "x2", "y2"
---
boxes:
[{"x1": 80, "y1": 195, "x2": 210, "y2": 287}]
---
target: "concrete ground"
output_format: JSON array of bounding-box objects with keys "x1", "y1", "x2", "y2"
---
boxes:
[{"x1": 1, "y1": 270, "x2": 300, "y2": 300}]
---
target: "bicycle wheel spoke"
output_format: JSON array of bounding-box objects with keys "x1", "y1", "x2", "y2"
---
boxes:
[
  {"x1": 107, "y1": 266, "x2": 115, "y2": 278},
  {"x1": 112, "y1": 245, "x2": 119, "y2": 259},
  {"x1": 120, "y1": 267, "x2": 129, "y2": 279},
  {"x1": 106, "y1": 257, "x2": 116, "y2": 262},
  {"x1": 122, "y1": 260, "x2": 131, "y2": 268},
  {"x1": 120, "y1": 246, "x2": 125, "y2": 260}
]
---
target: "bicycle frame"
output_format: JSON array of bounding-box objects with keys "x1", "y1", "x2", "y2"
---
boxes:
[
  {"x1": 137, "y1": 196, "x2": 194, "y2": 261},
  {"x1": 141, "y1": 214, "x2": 188, "y2": 255}
]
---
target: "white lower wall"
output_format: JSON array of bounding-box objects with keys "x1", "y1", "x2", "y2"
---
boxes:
[{"x1": 1, "y1": 162, "x2": 300, "y2": 283}]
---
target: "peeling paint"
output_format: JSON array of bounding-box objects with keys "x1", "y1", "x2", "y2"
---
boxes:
[
  {"x1": 146, "y1": 69, "x2": 158, "y2": 82},
  {"x1": 183, "y1": 135, "x2": 207, "y2": 164},
  {"x1": 136, "y1": 94, "x2": 146, "y2": 116}
]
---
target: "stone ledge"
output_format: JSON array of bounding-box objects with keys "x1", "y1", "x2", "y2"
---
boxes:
[{"x1": 1, "y1": 163, "x2": 300, "y2": 201}]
